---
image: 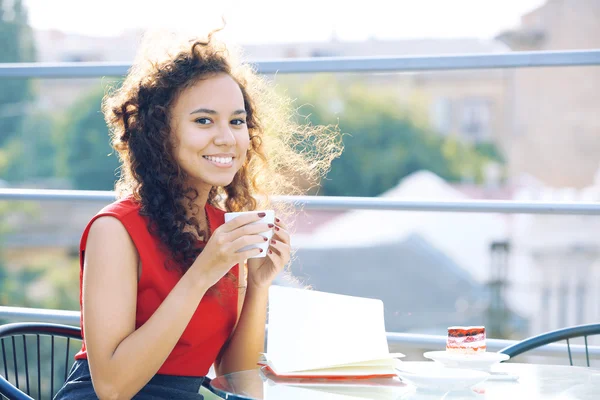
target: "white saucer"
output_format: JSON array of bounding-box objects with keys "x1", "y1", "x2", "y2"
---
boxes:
[
  {"x1": 487, "y1": 371, "x2": 520, "y2": 381},
  {"x1": 423, "y1": 351, "x2": 509, "y2": 371},
  {"x1": 399, "y1": 389, "x2": 481, "y2": 399},
  {"x1": 395, "y1": 362, "x2": 489, "y2": 392}
]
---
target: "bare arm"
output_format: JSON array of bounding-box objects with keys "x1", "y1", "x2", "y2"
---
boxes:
[
  {"x1": 82, "y1": 216, "x2": 213, "y2": 399},
  {"x1": 214, "y1": 284, "x2": 269, "y2": 375},
  {"x1": 215, "y1": 218, "x2": 291, "y2": 375},
  {"x1": 84, "y1": 213, "x2": 269, "y2": 399}
]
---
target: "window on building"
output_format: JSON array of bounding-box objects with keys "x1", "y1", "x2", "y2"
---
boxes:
[
  {"x1": 541, "y1": 286, "x2": 551, "y2": 332},
  {"x1": 430, "y1": 97, "x2": 452, "y2": 135},
  {"x1": 310, "y1": 49, "x2": 336, "y2": 58},
  {"x1": 461, "y1": 97, "x2": 491, "y2": 141},
  {"x1": 60, "y1": 52, "x2": 103, "y2": 62},
  {"x1": 558, "y1": 283, "x2": 569, "y2": 328},
  {"x1": 576, "y1": 283, "x2": 586, "y2": 325},
  {"x1": 284, "y1": 48, "x2": 299, "y2": 58},
  {"x1": 327, "y1": 98, "x2": 344, "y2": 114}
]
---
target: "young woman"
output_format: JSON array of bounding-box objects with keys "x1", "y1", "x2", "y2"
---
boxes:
[{"x1": 55, "y1": 29, "x2": 341, "y2": 399}]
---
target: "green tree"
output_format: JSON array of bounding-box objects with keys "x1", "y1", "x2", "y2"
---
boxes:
[
  {"x1": 0, "y1": 0, "x2": 36, "y2": 145},
  {"x1": 0, "y1": 203, "x2": 10, "y2": 309},
  {"x1": 283, "y1": 75, "x2": 505, "y2": 197},
  {"x1": 55, "y1": 85, "x2": 120, "y2": 190},
  {"x1": 1, "y1": 111, "x2": 58, "y2": 182},
  {"x1": 0, "y1": 202, "x2": 46, "y2": 309},
  {"x1": 0, "y1": 201, "x2": 79, "y2": 311}
]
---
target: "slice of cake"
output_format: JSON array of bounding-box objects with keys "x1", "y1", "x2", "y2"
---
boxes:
[{"x1": 446, "y1": 326, "x2": 486, "y2": 354}]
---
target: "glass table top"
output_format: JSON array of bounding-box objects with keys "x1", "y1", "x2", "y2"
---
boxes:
[{"x1": 210, "y1": 362, "x2": 600, "y2": 399}]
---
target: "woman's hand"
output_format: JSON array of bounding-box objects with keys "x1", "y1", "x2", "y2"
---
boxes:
[
  {"x1": 247, "y1": 217, "x2": 291, "y2": 289},
  {"x1": 193, "y1": 212, "x2": 271, "y2": 288}
]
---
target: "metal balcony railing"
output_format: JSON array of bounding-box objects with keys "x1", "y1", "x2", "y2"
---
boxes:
[
  {"x1": 0, "y1": 306, "x2": 598, "y2": 360},
  {"x1": 1, "y1": 188, "x2": 600, "y2": 214},
  {"x1": 1, "y1": 49, "x2": 599, "y2": 77},
  {"x1": 1, "y1": 49, "x2": 599, "y2": 213},
  {"x1": 1, "y1": 48, "x2": 600, "y2": 358}
]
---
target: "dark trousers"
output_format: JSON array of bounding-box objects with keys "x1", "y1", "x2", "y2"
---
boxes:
[{"x1": 54, "y1": 359, "x2": 206, "y2": 399}]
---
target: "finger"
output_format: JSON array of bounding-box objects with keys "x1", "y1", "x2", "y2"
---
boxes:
[
  {"x1": 266, "y1": 247, "x2": 283, "y2": 266},
  {"x1": 268, "y1": 240, "x2": 291, "y2": 265},
  {"x1": 230, "y1": 234, "x2": 269, "y2": 254},
  {"x1": 266, "y1": 247, "x2": 288, "y2": 272},
  {"x1": 226, "y1": 222, "x2": 274, "y2": 242},
  {"x1": 272, "y1": 226, "x2": 290, "y2": 245},
  {"x1": 235, "y1": 246, "x2": 264, "y2": 262},
  {"x1": 275, "y1": 216, "x2": 289, "y2": 230},
  {"x1": 222, "y1": 212, "x2": 267, "y2": 233}
]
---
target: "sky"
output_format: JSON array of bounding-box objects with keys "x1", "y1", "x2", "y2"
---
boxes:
[{"x1": 23, "y1": 0, "x2": 546, "y2": 44}]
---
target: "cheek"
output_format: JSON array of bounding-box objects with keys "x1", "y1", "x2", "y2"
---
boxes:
[
  {"x1": 237, "y1": 130, "x2": 251, "y2": 153},
  {"x1": 180, "y1": 130, "x2": 211, "y2": 152},
  {"x1": 173, "y1": 135, "x2": 210, "y2": 169}
]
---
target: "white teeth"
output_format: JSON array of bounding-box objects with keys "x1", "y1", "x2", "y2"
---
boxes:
[{"x1": 204, "y1": 156, "x2": 233, "y2": 164}]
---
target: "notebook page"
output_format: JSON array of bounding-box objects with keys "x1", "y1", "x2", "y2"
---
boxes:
[{"x1": 267, "y1": 286, "x2": 392, "y2": 374}]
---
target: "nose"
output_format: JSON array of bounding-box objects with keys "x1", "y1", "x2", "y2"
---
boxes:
[{"x1": 214, "y1": 123, "x2": 236, "y2": 147}]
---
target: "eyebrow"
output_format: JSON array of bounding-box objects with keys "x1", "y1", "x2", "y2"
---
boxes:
[{"x1": 190, "y1": 108, "x2": 247, "y2": 116}]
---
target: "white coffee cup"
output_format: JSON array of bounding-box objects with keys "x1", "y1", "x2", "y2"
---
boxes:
[{"x1": 224, "y1": 210, "x2": 275, "y2": 258}]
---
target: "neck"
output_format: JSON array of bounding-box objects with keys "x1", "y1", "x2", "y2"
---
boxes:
[
  {"x1": 184, "y1": 182, "x2": 212, "y2": 218},
  {"x1": 194, "y1": 184, "x2": 211, "y2": 209},
  {"x1": 183, "y1": 184, "x2": 213, "y2": 240}
]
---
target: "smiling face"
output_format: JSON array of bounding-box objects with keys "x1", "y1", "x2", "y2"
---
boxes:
[{"x1": 170, "y1": 73, "x2": 250, "y2": 193}]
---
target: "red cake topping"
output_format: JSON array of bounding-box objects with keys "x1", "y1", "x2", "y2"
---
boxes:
[{"x1": 447, "y1": 326, "x2": 485, "y2": 338}]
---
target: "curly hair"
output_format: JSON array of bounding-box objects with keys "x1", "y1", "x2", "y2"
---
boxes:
[{"x1": 102, "y1": 28, "x2": 342, "y2": 274}]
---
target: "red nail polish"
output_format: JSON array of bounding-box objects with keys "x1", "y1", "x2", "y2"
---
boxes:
[
  {"x1": 263, "y1": 237, "x2": 268, "y2": 241},
  {"x1": 275, "y1": 217, "x2": 281, "y2": 223},
  {"x1": 275, "y1": 226, "x2": 280, "y2": 231},
  {"x1": 268, "y1": 223, "x2": 274, "y2": 228},
  {"x1": 268, "y1": 249, "x2": 273, "y2": 254},
  {"x1": 271, "y1": 239, "x2": 276, "y2": 245},
  {"x1": 259, "y1": 248, "x2": 263, "y2": 253},
  {"x1": 258, "y1": 212, "x2": 266, "y2": 217}
]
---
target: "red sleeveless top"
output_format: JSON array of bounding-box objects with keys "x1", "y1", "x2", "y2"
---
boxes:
[{"x1": 74, "y1": 197, "x2": 239, "y2": 377}]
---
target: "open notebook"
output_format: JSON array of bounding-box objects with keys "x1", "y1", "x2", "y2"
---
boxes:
[{"x1": 262, "y1": 286, "x2": 404, "y2": 379}]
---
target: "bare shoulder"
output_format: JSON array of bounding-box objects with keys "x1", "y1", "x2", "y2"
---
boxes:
[
  {"x1": 87, "y1": 216, "x2": 136, "y2": 253},
  {"x1": 88, "y1": 215, "x2": 130, "y2": 238},
  {"x1": 82, "y1": 217, "x2": 139, "y2": 364},
  {"x1": 84, "y1": 216, "x2": 139, "y2": 278}
]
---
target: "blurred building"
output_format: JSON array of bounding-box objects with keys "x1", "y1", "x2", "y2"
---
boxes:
[
  {"x1": 497, "y1": 0, "x2": 600, "y2": 188},
  {"x1": 31, "y1": 0, "x2": 600, "y2": 189},
  {"x1": 2, "y1": 199, "x2": 104, "y2": 268},
  {"x1": 31, "y1": 29, "x2": 144, "y2": 111},
  {"x1": 291, "y1": 168, "x2": 600, "y2": 339},
  {"x1": 510, "y1": 175, "x2": 600, "y2": 339},
  {"x1": 246, "y1": 37, "x2": 511, "y2": 148},
  {"x1": 291, "y1": 171, "x2": 523, "y2": 336},
  {"x1": 32, "y1": 30, "x2": 511, "y2": 147}
]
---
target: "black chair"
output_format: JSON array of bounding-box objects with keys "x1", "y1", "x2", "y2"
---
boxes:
[
  {"x1": 0, "y1": 322, "x2": 221, "y2": 400},
  {"x1": 499, "y1": 323, "x2": 600, "y2": 367},
  {"x1": 0, "y1": 322, "x2": 81, "y2": 400}
]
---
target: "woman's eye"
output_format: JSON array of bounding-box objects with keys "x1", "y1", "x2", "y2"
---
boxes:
[
  {"x1": 231, "y1": 119, "x2": 246, "y2": 126},
  {"x1": 195, "y1": 118, "x2": 212, "y2": 125}
]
